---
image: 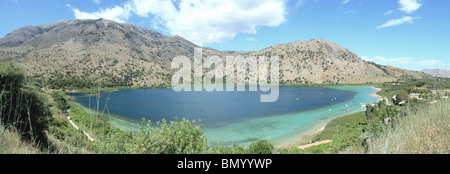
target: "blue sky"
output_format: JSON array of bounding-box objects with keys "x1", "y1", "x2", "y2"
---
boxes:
[{"x1": 1, "y1": 0, "x2": 449, "y2": 71}]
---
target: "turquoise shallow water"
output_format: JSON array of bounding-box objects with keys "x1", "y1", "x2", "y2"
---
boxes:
[{"x1": 202, "y1": 86, "x2": 380, "y2": 147}]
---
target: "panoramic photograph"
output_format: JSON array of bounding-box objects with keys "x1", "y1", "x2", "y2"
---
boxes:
[{"x1": 0, "y1": 0, "x2": 449, "y2": 163}]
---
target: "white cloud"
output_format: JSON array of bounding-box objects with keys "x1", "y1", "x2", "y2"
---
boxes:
[
  {"x1": 384, "y1": 10, "x2": 393, "y2": 16},
  {"x1": 245, "y1": 37, "x2": 258, "y2": 42},
  {"x1": 70, "y1": 0, "x2": 287, "y2": 46},
  {"x1": 92, "y1": 0, "x2": 101, "y2": 5},
  {"x1": 72, "y1": 5, "x2": 132, "y2": 23},
  {"x1": 376, "y1": 16, "x2": 417, "y2": 29},
  {"x1": 378, "y1": 1, "x2": 423, "y2": 29},
  {"x1": 361, "y1": 56, "x2": 449, "y2": 71},
  {"x1": 398, "y1": 0, "x2": 422, "y2": 14},
  {"x1": 295, "y1": 0, "x2": 306, "y2": 7},
  {"x1": 342, "y1": 0, "x2": 350, "y2": 5},
  {"x1": 130, "y1": 0, "x2": 177, "y2": 19}
]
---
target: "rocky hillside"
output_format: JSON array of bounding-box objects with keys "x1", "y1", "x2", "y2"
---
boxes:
[
  {"x1": 0, "y1": 19, "x2": 425, "y2": 88},
  {"x1": 246, "y1": 39, "x2": 420, "y2": 84},
  {"x1": 422, "y1": 69, "x2": 450, "y2": 78}
]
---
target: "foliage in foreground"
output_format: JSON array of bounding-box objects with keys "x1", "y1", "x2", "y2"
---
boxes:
[
  {"x1": 0, "y1": 124, "x2": 42, "y2": 154},
  {"x1": 367, "y1": 100, "x2": 449, "y2": 154},
  {"x1": 209, "y1": 141, "x2": 274, "y2": 154},
  {"x1": 88, "y1": 117, "x2": 275, "y2": 154},
  {"x1": 0, "y1": 62, "x2": 52, "y2": 149},
  {"x1": 91, "y1": 118, "x2": 207, "y2": 154}
]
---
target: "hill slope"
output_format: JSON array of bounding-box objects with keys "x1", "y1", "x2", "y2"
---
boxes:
[
  {"x1": 0, "y1": 19, "x2": 425, "y2": 87},
  {"x1": 422, "y1": 69, "x2": 450, "y2": 78}
]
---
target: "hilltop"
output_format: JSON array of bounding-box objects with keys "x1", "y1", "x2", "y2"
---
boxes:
[{"x1": 0, "y1": 19, "x2": 426, "y2": 88}]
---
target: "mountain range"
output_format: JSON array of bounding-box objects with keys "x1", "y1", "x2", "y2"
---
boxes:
[
  {"x1": 422, "y1": 69, "x2": 450, "y2": 78},
  {"x1": 0, "y1": 19, "x2": 426, "y2": 87}
]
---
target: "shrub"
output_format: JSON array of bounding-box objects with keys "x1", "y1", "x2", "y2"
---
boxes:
[
  {"x1": 312, "y1": 111, "x2": 368, "y2": 153},
  {"x1": 51, "y1": 92, "x2": 67, "y2": 111},
  {"x1": 0, "y1": 61, "x2": 24, "y2": 91},
  {"x1": 91, "y1": 118, "x2": 207, "y2": 154},
  {"x1": 246, "y1": 141, "x2": 274, "y2": 154}
]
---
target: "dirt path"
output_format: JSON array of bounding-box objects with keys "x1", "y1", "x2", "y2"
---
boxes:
[
  {"x1": 66, "y1": 114, "x2": 94, "y2": 141},
  {"x1": 297, "y1": 140, "x2": 332, "y2": 150}
]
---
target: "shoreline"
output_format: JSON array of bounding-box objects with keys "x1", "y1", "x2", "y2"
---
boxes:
[
  {"x1": 273, "y1": 86, "x2": 382, "y2": 149},
  {"x1": 276, "y1": 125, "x2": 326, "y2": 149},
  {"x1": 69, "y1": 85, "x2": 382, "y2": 149},
  {"x1": 64, "y1": 82, "x2": 382, "y2": 95},
  {"x1": 370, "y1": 87, "x2": 383, "y2": 100},
  {"x1": 68, "y1": 96, "x2": 142, "y2": 132}
]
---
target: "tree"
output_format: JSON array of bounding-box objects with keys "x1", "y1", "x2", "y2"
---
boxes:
[
  {"x1": 51, "y1": 92, "x2": 67, "y2": 111},
  {"x1": 365, "y1": 100, "x2": 400, "y2": 137},
  {"x1": 246, "y1": 141, "x2": 274, "y2": 154},
  {"x1": 0, "y1": 61, "x2": 24, "y2": 91},
  {"x1": 395, "y1": 90, "x2": 409, "y2": 105},
  {"x1": 416, "y1": 81, "x2": 425, "y2": 87}
]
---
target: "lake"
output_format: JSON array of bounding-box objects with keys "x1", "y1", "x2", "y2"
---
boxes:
[{"x1": 72, "y1": 86, "x2": 380, "y2": 147}]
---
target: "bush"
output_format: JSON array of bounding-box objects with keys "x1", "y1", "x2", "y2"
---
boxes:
[
  {"x1": 366, "y1": 100, "x2": 400, "y2": 136},
  {"x1": 311, "y1": 111, "x2": 368, "y2": 153},
  {"x1": 0, "y1": 61, "x2": 24, "y2": 91},
  {"x1": 91, "y1": 118, "x2": 207, "y2": 154},
  {"x1": 51, "y1": 92, "x2": 67, "y2": 111},
  {"x1": 209, "y1": 144, "x2": 246, "y2": 154},
  {"x1": 246, "y1": 141, "x2": 274, "y2": 154}
]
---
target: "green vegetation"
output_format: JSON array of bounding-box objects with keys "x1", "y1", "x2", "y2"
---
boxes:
[
  {"x1": 45, "y1": 77, "x2": 96, "y2": 90},
  {"x1": 365, "y1": 100, "x2": 401, "y2": 136},
  {"x1": 367, "y1": 61, "x2": 389, "y2": 75},
  {"x1": 210, "y1": 141, "x2": 274, "y2": 154},
  {"x1": 50, "y1": 92, "x2": 67, "y2": 111},
  {"x1": 68, "y1": 85, "x2": 156, "y2": 95},
  {"x1": 279, "y1": 142, "x2": 333, "y2": 154},
  {"x1": 312, "y1": 111, "x2": 368, "y2": 153},
  {"x1": 0, "y1": 62, "x2": 52, "y2": 149},
  {"x1": 376, "y1": 77, "x2": 450, "y2": 99}
]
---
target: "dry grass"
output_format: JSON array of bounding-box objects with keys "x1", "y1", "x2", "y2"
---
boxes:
[
  {"x1": 0, "y1": 125, "x2": 42, "y2": 154},
  {"x1": 368, "y1": 100, "x2": 450, "y2": 154}
]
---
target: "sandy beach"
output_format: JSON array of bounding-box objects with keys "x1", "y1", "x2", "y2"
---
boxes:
[
  {"x1": 370, "y1": 87, "x2": 383, "y2": 100},
  {"x1": 277, "y1": 125, "x2": 326, "y2": 149},
  {"x1": 276, "y1": 86, "x2": 382, "y2": 149}
]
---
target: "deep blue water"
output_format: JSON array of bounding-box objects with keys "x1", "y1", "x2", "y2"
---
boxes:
[{"x1": 73, "y1": 86, "x2": 355, "y2": 127}]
